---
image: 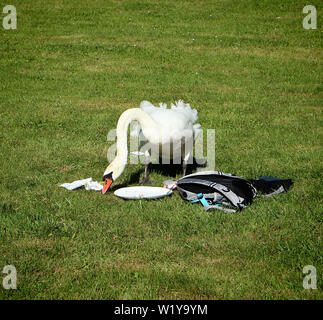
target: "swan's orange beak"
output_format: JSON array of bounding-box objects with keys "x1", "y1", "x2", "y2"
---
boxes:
[
  {"x1": 102, "y1": 173, "x2": 113, "y2": 194},
  {"x1": 102, "y1": 178, "x2": 113, "y2": 194}
]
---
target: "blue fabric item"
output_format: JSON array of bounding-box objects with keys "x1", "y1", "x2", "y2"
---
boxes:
[{"x1": 191, "y1": 193, "x2": 209, "y2": 207}]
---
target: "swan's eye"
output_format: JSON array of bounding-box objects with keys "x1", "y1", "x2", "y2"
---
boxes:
[{"x1": 102, "y1": 172, "x2": 113, "y2": 181}]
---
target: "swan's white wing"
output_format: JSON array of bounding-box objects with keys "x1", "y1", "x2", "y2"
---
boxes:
[
  {"x1": 170, "y1": 100, "x2": 198, "y2": 124},
  {"x1": 140, "y1": 100, "x2": 199, "y2": 125},
  {"x1": 139, "y1": 101, "x2": 158, "y2": 114},
  {"x1": 136, "y1": 100, "x2": 202, "y2": 147}
]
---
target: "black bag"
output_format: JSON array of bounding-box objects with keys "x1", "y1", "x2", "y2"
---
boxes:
[{"x1": 177, "y1": 171, "x2": 293, "y2": 213}]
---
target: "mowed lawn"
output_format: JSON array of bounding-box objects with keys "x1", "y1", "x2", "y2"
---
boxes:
[{"x1": 0, "y1": 0, "x2": 322, "y2": 299}]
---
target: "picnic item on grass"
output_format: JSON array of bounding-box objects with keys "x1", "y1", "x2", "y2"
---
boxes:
[
  {"x1": 114, "y1": 186, "x2": 172, "y2": 200},
  {"x1": 176, "y1": 171, "x2": 293, "y2": 213},
  {"x1": 60, "y1": 178, "x2": 103, "y2": 191}
]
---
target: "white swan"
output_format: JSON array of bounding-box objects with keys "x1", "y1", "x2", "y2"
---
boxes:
[{"x1": 102, "y1": 100, "x2": 202, "y2": 194}]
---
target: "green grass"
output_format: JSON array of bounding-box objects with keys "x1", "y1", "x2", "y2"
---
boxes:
[{"x1": 0, "y1": 0, "x2": 322, "y2": 299}]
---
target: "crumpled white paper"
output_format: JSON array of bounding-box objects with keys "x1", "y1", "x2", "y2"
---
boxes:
[{"x1": 60, "y1": 178, "x2": 103, "y2": 191}]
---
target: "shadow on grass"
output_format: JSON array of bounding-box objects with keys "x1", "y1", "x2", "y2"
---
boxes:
[
  {"x1": 149, "y1": 157, "x2": 203, "y2": 177},
  {"x1": 110, "y1": 157, "x2": 207, "y2": 190},
  {"x1": 109, "y1": 169, "x2": 144, "y2": 191}
]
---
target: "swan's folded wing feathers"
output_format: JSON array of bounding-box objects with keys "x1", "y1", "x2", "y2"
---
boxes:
[
  {"x1": 170, "y1": 100, "x2": 199, "y2": 124},
  {"x1": 140, "y1": 100, "x2": 199, "y2": 125},
  {"x1": 140, "y1": 100, "x2": 158, "y2": 114}
]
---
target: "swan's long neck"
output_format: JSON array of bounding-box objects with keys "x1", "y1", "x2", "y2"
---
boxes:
[{"x1": 103, "y1": 108, "x2": 157, "y2": 180}]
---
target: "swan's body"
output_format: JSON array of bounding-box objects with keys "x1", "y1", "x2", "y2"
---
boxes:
[{"x1": 102, "y1": 100, "x2": 202, "y2": 193}]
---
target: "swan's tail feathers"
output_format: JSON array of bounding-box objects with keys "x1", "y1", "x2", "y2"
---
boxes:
[
  {"x1": 193, "y1": 123, "x2": 202, "y2": 140},
  {"x1": 171, "y1": 100, "x2": 199, "y2": 124}
]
